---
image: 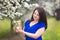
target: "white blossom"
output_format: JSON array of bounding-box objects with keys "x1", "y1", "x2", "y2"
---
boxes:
[
  {"x1": 0, "y1": 15, "x2": 3, "y2": 19},
  {"x1": 0, "y1": 0, "x2": 40, "y2": 20},
  {"x1": 26, "y1": 0, "x2": 30, "y2": 2},
  {"x1": 14, "y1": 12, "x2": 23, "y2": 17},
  {"x1": 0, "y1": 12, "x2": 3, "y2": 19},
  {"x1": 23, "y1": 2, "x2": 30, "y2": 9},
  {"x1": 44, "y1": 2, "x2": 54, "y2": 16}
]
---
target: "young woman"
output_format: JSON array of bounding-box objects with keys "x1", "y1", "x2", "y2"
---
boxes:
[{"x1": 16, "y1": 7, "x2": 47, "y2": 40}]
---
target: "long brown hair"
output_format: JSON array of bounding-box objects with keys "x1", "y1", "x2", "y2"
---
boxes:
[{"x1": 31, "y1": 7, "x2": 47, "y2": 29}]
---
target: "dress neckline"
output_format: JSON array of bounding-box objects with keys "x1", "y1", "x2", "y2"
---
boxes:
[{"x1": 29, "y1": 20, "x2": 39, "y2": 28}]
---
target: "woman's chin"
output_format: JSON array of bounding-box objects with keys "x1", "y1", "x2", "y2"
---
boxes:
[{"x1": 33, "y1": 18, "x2": 36, "y2": 20}]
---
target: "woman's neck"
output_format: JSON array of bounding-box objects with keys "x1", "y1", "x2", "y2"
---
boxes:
[{"x1": 33, "y1": 20, "x2": 38, "y2": 23}]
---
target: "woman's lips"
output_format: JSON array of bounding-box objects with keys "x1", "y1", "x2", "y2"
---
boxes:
[{"x1": 33, "y1": 16, "x2": 37, "y2": 19}]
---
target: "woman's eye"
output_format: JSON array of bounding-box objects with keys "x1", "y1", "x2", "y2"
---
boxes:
[{"x1": 34, "y1": 12, "x2": 39, "y2": 16}]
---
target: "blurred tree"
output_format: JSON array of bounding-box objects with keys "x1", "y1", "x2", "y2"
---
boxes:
[
  {"x1": 55, "y1": 8, "x2": 60, "y2": 20},
  {"x1": 0, "y1": 0, "x2": 40, "y2": 36}
]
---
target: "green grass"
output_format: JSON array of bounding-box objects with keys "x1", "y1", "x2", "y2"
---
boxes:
[
  {"x1": 0, "y1": 18, "x2": 11, "y2": 38},
  {"x1": 43, "y1": 17, "x2": 60, "y2": 40},
  {"x1": 0, "y1": 17, "x2": 60, "y2": 40}
]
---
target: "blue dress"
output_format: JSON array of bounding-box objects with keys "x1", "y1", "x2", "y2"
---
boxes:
[{"x1": 24, "y1": 20, "x2": 46, "y2": 40}]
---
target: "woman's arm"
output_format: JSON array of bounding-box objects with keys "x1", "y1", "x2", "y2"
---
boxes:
[{"x1": 19, "y1": 27, "x2": 45, "y2": 39}]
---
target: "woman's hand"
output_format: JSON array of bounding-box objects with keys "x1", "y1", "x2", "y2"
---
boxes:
[
  {"x1": 15, "y1": 26, "x2": 24, "y2": 33},
  {"x1": 15, "y1": 27, "x2": 19, "y2": 33},
  {"x1": 18, "y1": 29, "x2": 24, "y2": 33}
]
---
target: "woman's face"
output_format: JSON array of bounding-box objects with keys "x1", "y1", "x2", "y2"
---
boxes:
[{"x1": 33, "y1": 10, "x2": 40, "y2": 21}]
